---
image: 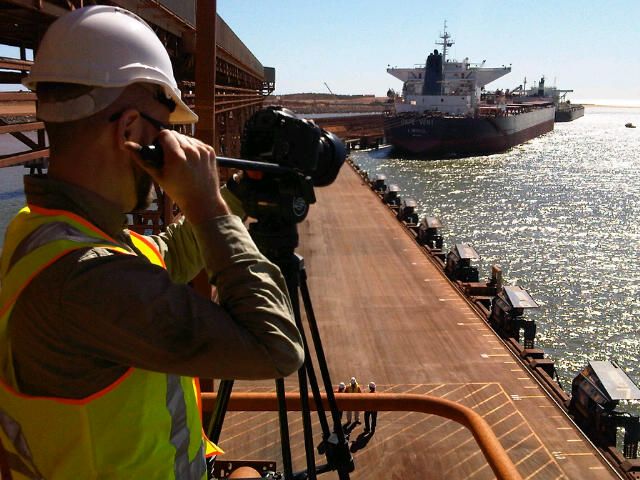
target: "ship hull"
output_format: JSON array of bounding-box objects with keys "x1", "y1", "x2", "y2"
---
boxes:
[
  {"x1": 384, "y1": 106, "x2": 555, "y2": 157},
  {"x1": 555, "y1": 105, "x2": 584, "y2": 122}
]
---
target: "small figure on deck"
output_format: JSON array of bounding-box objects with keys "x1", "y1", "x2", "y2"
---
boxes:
[
  {"x1": 364, "y1": 381, "x2": 378, "y2": 434},
  {"x1": 345, "y1": 376, "x2": 362, "y2": 424}
]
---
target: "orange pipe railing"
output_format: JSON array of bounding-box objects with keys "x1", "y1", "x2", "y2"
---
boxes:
[{"x1": 201, "y1": 392, "x2": 523, "y2": 480}]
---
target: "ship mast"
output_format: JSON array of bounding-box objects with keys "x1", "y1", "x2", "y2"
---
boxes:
[{"x1": 436, "y1": 21, "x2": 454, "y2": 96}]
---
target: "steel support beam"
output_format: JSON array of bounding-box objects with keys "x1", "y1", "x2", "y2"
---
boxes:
[
  {"x1": 0, "y1": 122, "x2": 43, "y2": 134},
  {"x1": 189, "y1": 0, "x2": 218, "y2": 344},
  {"x1": 194, "y1": 0, "x2": 216, "y2": 147},
  {"x1": 0, "y1": 148, "x2": 49, "y2": 167}
]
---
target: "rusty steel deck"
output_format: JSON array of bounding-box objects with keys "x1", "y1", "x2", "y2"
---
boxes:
[{"x1": 213, "y1": 164, "x2": 619, "y2": 479}]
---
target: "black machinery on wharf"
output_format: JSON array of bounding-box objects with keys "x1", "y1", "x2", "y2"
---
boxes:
[{"x1": 353, "y1": 157, "x2": 640, "y2": 479}]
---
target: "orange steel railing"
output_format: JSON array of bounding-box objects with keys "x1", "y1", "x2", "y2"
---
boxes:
[{"x1": 201, "y1": 392, "x2": 523, "y2": 480}]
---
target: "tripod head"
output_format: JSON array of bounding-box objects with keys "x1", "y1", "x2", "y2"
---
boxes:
[
  {"x1": 227, "y1": 168, "x2": 313, "y2": 258},
  {"x1": 228, "y1": 106, "x2": 345, "y2": 224},
  {"x1": 227, "y1": 106, "x2": 346, "y2": 258}
]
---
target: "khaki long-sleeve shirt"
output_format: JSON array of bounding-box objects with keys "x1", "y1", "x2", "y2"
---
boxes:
[{"x1": 8, "y1": 175, "x2": 304, "y2": 398}]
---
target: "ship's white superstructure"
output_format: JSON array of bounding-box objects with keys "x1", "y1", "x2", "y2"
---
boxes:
[
  {"x1": 514, "y1": 76, "x2": 574, "y2": 104},
  {"x1": 387, "y1": 25, "x2": 511, "y2": 116}
]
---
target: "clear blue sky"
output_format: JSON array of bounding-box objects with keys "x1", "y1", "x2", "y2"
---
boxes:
[
  {"x1": 219, "y1": 0, "x2": 640, "y2": 101},
  {"x1": 1, "y1": 2, "x2": 637, "y2": 101}
]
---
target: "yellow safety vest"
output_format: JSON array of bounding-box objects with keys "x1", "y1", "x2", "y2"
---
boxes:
[
  {"x1": 0, "y1": 205, "x2": 221, "y2": 479},
  {"x1": 346, "y1": 383, "x2": 360, "y2": 394}
]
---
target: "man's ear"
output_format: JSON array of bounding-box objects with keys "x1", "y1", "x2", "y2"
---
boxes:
[{"x1": 115, "y1": 109, "x2": 141, "y2": 150}]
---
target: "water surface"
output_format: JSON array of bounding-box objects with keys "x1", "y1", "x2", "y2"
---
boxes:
[{"x1": 352, "y1": 106, "x2": 640, "y2": 388}]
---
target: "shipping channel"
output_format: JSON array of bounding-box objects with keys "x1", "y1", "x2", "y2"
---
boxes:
[{"x1": 351, "y1": 105, "x2": 640, "y2": 390}]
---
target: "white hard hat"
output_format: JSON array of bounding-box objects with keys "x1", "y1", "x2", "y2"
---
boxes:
[
  {"x1": 23, "y1": 5, "x2": 197, "y2": 124},
  {"x1": 338, "y1": 382, "x2": 345, "y2": 390},
  {"x1": 369, "y1": 382, "x2": 376, "y2": 390},
  {"x1": 350, "y1": 377, "x2": 356, "y2": 384}
]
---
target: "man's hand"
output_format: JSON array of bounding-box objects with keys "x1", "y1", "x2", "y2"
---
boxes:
[{"x1": 126, "y1": 130, "x2": 230, "y2": 223}]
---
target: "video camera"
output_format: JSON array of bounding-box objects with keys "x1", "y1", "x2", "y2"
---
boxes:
[
  {"x1": 227, "y1": 106, "x2": 346, "y2": 225},
  {"x1": 241, "y1": 106, "x2": 345, "y2": 187},
  {"x1": 137, "y1": 106, "x2": 345, "y2": 227}
]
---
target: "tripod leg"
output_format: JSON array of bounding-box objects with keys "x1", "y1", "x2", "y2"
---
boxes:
[
  {"x1": 298, "y1": 259, "x2": 354, "y2": 478},
  {"x1": 249, "y1": 225, "x2": 353, "y2": 479},
  {"x1": 299, "y1": 266, "x2": 346, "y2": 435},
  {"x1": 287, "y1": 257, "x2": 333, "y2": 442},
  {"x1": 276, "y1": 378, "x2": 294, "y2": 480},
  {"x1": 304, "y1": 347, "x2": 332, "y2": 438},
  {"x1": 207, "y1": 379, "x2": 235, "y2": 442},
  {"x1": 282, "y1": 254, "x2": 319, "y2": 479},
  {"x1": 296, "y1": 363, "x2": 317, "y2": 480}
]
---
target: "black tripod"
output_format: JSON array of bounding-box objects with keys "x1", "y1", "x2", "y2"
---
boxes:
[{"x1": 207, "y1": 221, "x2": 354, "y2": 480}]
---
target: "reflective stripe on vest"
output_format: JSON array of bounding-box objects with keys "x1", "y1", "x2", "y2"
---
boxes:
[
  {"x1": 129, "y1": 230, "x2": 166, "y2": 269},
  {"x1": 0, "y1": 408, "x2": 44, "y2": 479},
  {"x1": 0, "y1": 205, "x2": 221, "y2": 479},
  {"x1": 168, "y1": 375, "x2": 208, "y2": 479}
]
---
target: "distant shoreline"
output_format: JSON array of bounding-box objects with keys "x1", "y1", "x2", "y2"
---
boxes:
[
  {"x1": 581, "y1": 103, "x2": 640, "y2": 109},
  {"x1": 265, "y1": 94, "x2": 640, "y2": 113}
]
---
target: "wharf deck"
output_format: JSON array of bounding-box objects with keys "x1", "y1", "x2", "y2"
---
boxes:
[{"x1": 215, "y1": 164, "x2": 619, "y2": 479}]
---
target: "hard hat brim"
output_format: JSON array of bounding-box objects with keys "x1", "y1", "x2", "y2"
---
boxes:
[
  {"x1": 24, "y1": 75, "x2": 199, "y2": 125},
  {"x1": 169, "y1": 92, "x2": 198, "y2": 124}
]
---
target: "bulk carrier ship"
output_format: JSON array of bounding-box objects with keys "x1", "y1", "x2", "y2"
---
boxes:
[
  {"x1": 384, "y1": 26, "x2": 556, "y2": 157},
  {"x1": 512, "y1": 76, "x2": 585, "y2": 122}
]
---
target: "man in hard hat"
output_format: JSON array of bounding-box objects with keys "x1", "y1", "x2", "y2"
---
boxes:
[
  {"x1": 364, "y1": 381, "x2": 378, "y2": 434},
  {"x1": 0, "y1": 6, "x2": 303, "y2": 480},
  {"x1": 345, "y1": 376, "x2": 362, "y2": 425}
]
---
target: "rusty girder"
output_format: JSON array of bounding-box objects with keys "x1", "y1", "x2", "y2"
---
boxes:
[{"x1": 0, "y1": 0, "x2": 268, "y2": 172}]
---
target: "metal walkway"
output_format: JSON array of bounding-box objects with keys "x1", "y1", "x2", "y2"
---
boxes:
[{"x1": 215, "y1": 164, "x2": 619, "y2": 479}]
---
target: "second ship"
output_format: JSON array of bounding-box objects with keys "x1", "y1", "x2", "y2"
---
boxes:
[{"x1": 384, "y1": 26, "x2": 556, "y2": 157}]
